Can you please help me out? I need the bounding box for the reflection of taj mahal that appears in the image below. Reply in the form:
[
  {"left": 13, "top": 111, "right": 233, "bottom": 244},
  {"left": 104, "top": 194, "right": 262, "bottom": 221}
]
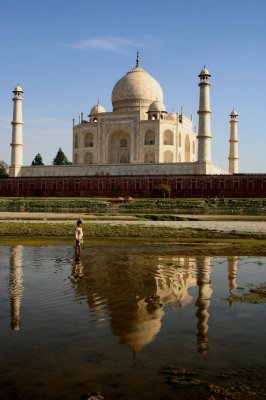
[
  {"left": 9, "top": 53, "right": 239, "bottom": 178},
  {"left": 9, "top": 248, "right": 240, "bottom": 354}
]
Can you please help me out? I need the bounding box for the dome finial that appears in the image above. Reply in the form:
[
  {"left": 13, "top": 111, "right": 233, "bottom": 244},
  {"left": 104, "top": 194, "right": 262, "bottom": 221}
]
[{"left": 136, "top": 51, "right": 139, "bottom": 67}]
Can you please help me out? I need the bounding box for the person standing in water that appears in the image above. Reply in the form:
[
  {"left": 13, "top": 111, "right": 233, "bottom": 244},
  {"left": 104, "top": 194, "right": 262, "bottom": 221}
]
[{"left": 75, "top": 219, "right": 83, "bottom": 257}]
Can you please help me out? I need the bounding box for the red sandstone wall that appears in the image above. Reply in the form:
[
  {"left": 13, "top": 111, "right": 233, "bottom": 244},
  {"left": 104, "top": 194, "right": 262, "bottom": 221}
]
[{"left": 0, "top": 174, "right": 266, "bottom": 198}]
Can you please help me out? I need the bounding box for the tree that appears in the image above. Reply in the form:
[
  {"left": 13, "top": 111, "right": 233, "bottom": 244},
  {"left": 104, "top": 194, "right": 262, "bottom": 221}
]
[
  {"left": 156, "top": 183, "right": 171, "bottom": 198},
  {"left": 31, "top": 153, "right": 44, "bottom": 166},
  {"left": 52, "top": 148, "right": 71, "bottom": 165},
  {"left": 0, "top": 160, "right": 9, "bottom": 177}
]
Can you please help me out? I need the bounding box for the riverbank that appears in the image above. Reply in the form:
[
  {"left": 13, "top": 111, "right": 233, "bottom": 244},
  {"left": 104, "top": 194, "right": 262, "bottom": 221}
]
[
  {"left": 1, "top": 217, "right": 266, "bottom": 254},
  {"left": 1, "top": 197, "right": 266, "bottom": 215}
]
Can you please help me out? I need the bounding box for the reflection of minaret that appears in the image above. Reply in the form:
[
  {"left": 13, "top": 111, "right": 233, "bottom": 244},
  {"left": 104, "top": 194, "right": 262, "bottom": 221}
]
[
  {"left": 10, "top": 246, "right": 23, "bottom": 331},
  {"left": 195, "top": 256, "right": 213, "bottom": 354},
  {"left": 228, "top": 256, "right": 238, "bottom": 306}
]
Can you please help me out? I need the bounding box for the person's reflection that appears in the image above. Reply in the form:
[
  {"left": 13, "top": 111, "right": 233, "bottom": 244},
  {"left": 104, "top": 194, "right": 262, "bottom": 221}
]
[
  {"left": 9, "top": 245, "right": 23, "bottom": 331},
  {"left": 195, "top": 256, "right": 213, "bottom": 354},
  {"left": 72, "top": 258, "right": 84, "bottom": 282},
  {"left": 228, "top": 256, "right": 238, "bottom": 307}
]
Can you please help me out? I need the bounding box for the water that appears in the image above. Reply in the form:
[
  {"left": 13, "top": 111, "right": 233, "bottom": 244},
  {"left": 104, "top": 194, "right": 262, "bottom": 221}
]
[{"left": 0, "top": 243, "right": 266, "bottom": 399}]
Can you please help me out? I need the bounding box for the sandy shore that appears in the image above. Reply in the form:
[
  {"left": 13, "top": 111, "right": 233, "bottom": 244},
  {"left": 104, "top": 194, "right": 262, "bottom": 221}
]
[{"left": 1, "top": 212, "right": 265, "bottom": 235}]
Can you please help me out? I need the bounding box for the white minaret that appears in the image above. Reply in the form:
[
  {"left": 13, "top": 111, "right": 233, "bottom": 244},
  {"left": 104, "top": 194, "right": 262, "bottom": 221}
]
[
  {"left": 228, "top": 109, "right": 239, "bottom": 174},
  {"left": 10, "top": 85, "right": 24, "bottom": 177},
  {"left": 197, "top": 67, "right": 212, "bottom": 162}
]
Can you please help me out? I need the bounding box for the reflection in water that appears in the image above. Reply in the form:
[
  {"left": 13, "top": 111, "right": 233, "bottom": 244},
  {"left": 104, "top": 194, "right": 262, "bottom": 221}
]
[
  {"left": 71, "top": 254, "right": 218, "bottom": 354},
  {"left": 9, "top": 246, "right": 24, "bottom": 331},
  {"left": 72, "top": 258, "right": 84, "bottom": 282},
  {"left": 8, "top": 248, "right": 240, "bottom": 355},
  {"left": 195, "top": 257, "right": 212, "bottom": 354},
  {"left": 228, "top": 256, "right": 239, "bottom": 294}
]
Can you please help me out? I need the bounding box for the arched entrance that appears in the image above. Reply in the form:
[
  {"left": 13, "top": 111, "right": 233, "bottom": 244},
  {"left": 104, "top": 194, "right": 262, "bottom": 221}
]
[{"left": 108, "top": 130, "right": 130, "bottom": 164}]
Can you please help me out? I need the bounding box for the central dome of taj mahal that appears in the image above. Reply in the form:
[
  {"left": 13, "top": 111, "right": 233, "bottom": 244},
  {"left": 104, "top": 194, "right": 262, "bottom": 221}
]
[{"left": 112, "top": 54, "right": 163, "bottom": 112}]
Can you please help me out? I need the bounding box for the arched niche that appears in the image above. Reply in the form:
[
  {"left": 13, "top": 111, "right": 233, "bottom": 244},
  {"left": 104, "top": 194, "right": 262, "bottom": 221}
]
[
  {"left": 74, "top": 134, "right": 78, "bottom": 149},
  {"left": 178, "top": 152, "right": 181, "bottom": 162},
  {"left": 144, "top": 150, "right": 155, "bottom": 163},
  {"left": 84, "top": 132, "right": 94, "bottom": 147},
  {"left": 74, "top": 153, "right": 78, "bottom": 164},
  {"left": 163, "top": 150, "right": 173, "bottom": 163},
  {"left": 145, "top": 130, "right": 155, "bottom": 145},
  {"left": 178, "top": 132, "right": 182, "bottom": 147},
  {"left": 120, "top": 138, "right": 127, "bottom": 148},
  {"left": 84, "top": 152, "right": 93, "bottom": 164},
  {"left": 108, "top": 130, "right": 130, "bottom": 164},
  {"left": 164, "top": 130, "right": 174, "bottom": 145},
  {"left": 192, "top": 141, "right": 196, "bottom": 154},
  {"left": 185, "top": 135, "right": 190, "bottom": 162}
]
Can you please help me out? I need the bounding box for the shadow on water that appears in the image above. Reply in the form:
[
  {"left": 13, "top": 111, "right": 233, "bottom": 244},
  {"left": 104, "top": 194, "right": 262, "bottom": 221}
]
[{"left": 0, "top": 243, "right": 266, "bottom": 399}]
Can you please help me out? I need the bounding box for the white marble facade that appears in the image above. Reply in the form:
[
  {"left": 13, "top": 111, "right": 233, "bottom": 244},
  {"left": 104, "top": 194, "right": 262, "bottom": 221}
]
[{"left": 73, "top": 56, "right": 197, "bottom": 168}]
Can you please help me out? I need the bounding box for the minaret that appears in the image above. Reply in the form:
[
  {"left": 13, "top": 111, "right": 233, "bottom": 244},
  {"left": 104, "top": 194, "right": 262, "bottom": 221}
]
[
  {"left": 228, "top": 109, "right": 239, "bottom": 174},
  {"left": 10, "top": 85, "right": 24, "bottom": 177},
  {"left": 197, "top": 67, "right": 212, "bottom": 162}
]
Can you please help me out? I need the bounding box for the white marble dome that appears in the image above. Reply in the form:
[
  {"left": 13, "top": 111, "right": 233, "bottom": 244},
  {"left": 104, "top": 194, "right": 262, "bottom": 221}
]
[
  {"left": 199, "top": 66, "right": 211, "bottom": 77},
  {"left": 13, "top": 85, "right": 23, "bottom": 92},
  {"left": 112, "top": 63, "right": 163, "bottom": 112},
  {"left": 148, "top": 100, "right": 166, "bottom": 112},
  {"left": 89, "top": 103, "right": 106, "bottom": 116},
  {"left": 230, "top": 109, "right": 238, "bottom": 116}
]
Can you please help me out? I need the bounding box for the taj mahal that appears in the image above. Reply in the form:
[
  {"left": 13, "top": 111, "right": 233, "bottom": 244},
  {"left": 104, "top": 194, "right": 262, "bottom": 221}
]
[{"left": 9, "top": 53, "right": 239, "bottom": 179}]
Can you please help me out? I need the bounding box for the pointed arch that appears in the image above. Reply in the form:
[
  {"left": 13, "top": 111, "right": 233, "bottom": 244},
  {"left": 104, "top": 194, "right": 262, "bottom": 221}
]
[
  {"left": 185, "top": 135, "right": 190, "bottom": 162},
  {"left": 164, "top": 130, "right": 174, "bottom": 145},
  {"left": 74, "top": 134, "right": 78, "bottom": 149},
  {"left": 178, "top": 132, "right": 182, "bottom": 147},
  {"left": 84, "top": 132, "right": 94, "bottom": 147},
  {"left": 164, "top": 150, "right": 173, "bottom": 163},
  {"left": 145, "top": 130, "right": 155, "bottom": 145},
  {"left": 84, "top": 152, "right": 93, "bottom": 164},
  {"left": 144, "top": 150, "right": 155, "bottom": 163},
  {"left": 108, "top": 130, "right": 130, "bottom": 164}
]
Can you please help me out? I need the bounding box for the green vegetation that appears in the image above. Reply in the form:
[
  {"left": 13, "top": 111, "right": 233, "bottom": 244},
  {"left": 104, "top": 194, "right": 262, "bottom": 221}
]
[
  {"left": 228, "top": 285, "right": 266, "bottom": 304},
  {"left": 31, "top": 153, "right": 44, "bottom": 166},
  {"left": 155, "top": 182, "right": 171, "bottom": 198},
  {"left": 52, "top": 148, "right": 71, "bottom": 165},
  {"left": 162, "top": 364, "right": 266, "bottom": 398},
  {"left": 0, "top": 197, "right": 265, "bottom": 214},
  {"left": 0, "top": 161, "right": 9, "bottom": 177}
]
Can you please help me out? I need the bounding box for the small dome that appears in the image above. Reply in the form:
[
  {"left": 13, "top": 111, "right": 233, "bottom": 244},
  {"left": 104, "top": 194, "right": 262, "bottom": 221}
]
[
  {"left": 112, "top": 62, "right": 163, "bottom": 112},
  {"left": 230, "top": 109, "right": 238, "bottom": 117},
  {"left": 166, "top": 112, "right": 178, "bottom": 121},
  {"left": 199, "top": 66, "right": 211, "bottom": 77},
  {"left": 148, "top": 100, "right": 166, "bottom": 112},
  {"left": 89, "top": 103, "right": 106, "bottom": 116},
  {"left": 13, "top": 85, "right": 23, "bottom": 93}
]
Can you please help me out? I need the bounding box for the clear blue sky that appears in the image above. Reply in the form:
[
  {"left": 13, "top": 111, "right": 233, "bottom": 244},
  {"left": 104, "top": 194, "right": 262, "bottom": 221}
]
[{"left": 0, "top": 0, "right": 265, "bottom": 172}]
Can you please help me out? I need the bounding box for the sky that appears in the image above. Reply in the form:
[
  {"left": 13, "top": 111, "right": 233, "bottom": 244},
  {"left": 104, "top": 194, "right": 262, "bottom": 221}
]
[{"left": 0, "top": 0, "right": 265, "bottom": 172}]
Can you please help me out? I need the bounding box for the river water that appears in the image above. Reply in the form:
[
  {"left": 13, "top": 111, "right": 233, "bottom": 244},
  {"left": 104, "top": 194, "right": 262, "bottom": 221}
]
[{"left": 0, "top": 242, "right": 266, "bottom": 399}]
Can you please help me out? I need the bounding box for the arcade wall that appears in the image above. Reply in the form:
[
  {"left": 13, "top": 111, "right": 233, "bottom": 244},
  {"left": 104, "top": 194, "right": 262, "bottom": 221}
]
[{"left": 0, "top": 174, "right": 265, "bottom": 198}]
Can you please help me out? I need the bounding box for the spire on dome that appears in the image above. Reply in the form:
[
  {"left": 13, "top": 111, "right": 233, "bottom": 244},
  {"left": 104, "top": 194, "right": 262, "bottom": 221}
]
[{"left": 136, "top": 51, "right": 139, "bottom": 67}]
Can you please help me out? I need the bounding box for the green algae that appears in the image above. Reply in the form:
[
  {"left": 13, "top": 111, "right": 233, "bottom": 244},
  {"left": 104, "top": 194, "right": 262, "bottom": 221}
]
[
  {"left": 228, "top": 285, "right": 266, "bottom": 304},
  {"left": 162, "top": 364, "right": 266, "bottom": 399}
]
